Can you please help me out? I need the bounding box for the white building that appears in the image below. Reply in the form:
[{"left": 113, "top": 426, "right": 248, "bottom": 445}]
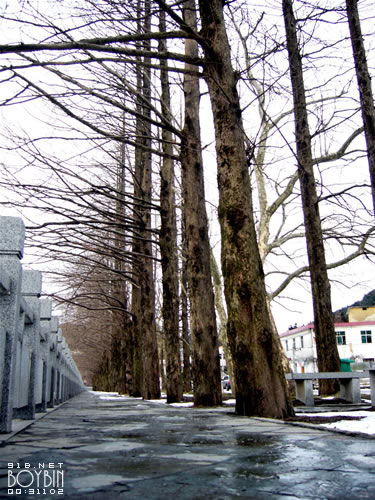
[{"left": 279, "top": 306, "right": 375, "bottom": 373}]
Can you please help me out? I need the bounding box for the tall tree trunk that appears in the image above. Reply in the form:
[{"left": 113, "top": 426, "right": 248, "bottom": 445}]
[
  {"left": 131, "top": 0, "right": 160, "bottom": 399},
  {"left": 158, "top": 9, "right": 182, "bottom": 403},
  {"left": 181, "top": 0, "right": 222, "bottom": 407},
  {"left": 346, "top": 0, "right": 375, "bottom": 216},
  {"left": 181, "top": 212, "right": 192, "bottom": 393},
  {"left": 111, "top": 134, "right": 129, "bottom": 395},
  {"left": 130, "top": 286, "right": 142, "bottom": 396},
  {"left": 283, "top": 0, "right": 341, "bottom": 394},
  {"left": 159, "top": 342, "right": 166, "bottom": 392},
  {"left": 130, "top": 0, "right": 146, "bottom": 398},
  {"left": 197, "top": 0, "right": 293, "bottom": 418},
  {"left": 139, "top": 0, "right": 160, "bottom": 399}
]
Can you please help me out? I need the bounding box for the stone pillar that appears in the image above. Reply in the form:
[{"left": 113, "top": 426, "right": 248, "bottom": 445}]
[
  {"left": 40, "top": 300, "right": 52, "bottom": 411},
  {"left": 49, "top": 367, "right": 56, "bottom": 408},
  {"left": 48, "top": 316, "right": 59, "bottom": 407},
  {"left": 62, "top": 374, "right": 66, "bottom": 402},
  {"left": 19, "top": 270, "right": 42, "bottom": 419},
  {"left": 56, "top": 370, "right": 61, "bottom": 404},
  {"left": 40, "top": 361, "right": 48, "bottom": 412},
  {"left": 369, "top": 369, "right": 375, "bottom": 407},
  {"left": 0, "top": 217, "right": 25, "bottom": 433},
  {"left": 56, "top": 326, "right": 63, "bottom": 403}
]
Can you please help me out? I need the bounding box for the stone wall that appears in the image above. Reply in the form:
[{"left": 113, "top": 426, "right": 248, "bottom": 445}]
[{"left": 0, "top": 216, "right": 85, "bottom": 433}]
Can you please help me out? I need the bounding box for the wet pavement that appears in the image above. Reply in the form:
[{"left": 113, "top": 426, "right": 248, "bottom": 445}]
[{"left": 1, "top": 390, "right": 375, "bottom": 499}]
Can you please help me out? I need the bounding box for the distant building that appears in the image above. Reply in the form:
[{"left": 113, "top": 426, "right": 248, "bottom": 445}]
[
  {"left": 279, "top": 306, "right": 375, "bottom": 373},
  {"left": 349, "top": 306, "right": 375, "bottom": 322}
]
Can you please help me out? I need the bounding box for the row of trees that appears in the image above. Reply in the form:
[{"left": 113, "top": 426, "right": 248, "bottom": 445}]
[{"left": 0, "top": 0, "right": 374, "bottom": 417}]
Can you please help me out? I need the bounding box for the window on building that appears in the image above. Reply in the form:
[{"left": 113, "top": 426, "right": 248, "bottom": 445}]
[
  {"left": 336, "top": 331, "right": 346, "bottom": 345},
  {"left": 285, "top": 340, "right": 289, "bottom": 351},
  {"left": 361, "top": 330, "right": 372, "bottom": 344},
  {"left": 293, "top": 338, "right": 296, "bottom": 350},
  {"left": 300, "top": 335, "right": 304, "bottom": 348}
]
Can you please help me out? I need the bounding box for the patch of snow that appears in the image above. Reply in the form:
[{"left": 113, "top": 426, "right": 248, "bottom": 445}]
[
  {"left": 169, "top": 402, "right": 194, "bottom": 407},
  {"left": 97, "top": 395, "right": 129, "bottom": 400},
  {"left": 303, "top": 410, "right": 375, "bottom": 435},
  {"left": 146, "top": 398, "right": 194, "bottom": 407},
  {"left": 90, "top": 390, "right": 138, "bottom": 401}
]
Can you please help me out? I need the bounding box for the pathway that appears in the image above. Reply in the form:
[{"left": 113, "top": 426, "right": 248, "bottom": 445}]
[{"left": 1, "top": 390, "right": 375, "bottom": 499}]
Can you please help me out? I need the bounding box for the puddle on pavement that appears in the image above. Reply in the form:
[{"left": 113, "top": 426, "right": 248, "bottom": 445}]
[{"left": 235, "top": 433, "right": 275, "bottom": 447}]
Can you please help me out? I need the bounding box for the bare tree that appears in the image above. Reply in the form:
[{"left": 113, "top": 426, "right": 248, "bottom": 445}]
[
  {"left": 158, "top": 8, "right": 182, "bottom": 403},
  {"left": 227, "top": 3, "right": 374, "bottom": 313},
  {"left": 282, "top": 0, "right": 341, "bottom": 393},
  {"left": 132, "top": 0, "right": 160, "bottom": 400},
  {"left": 192, "top": 0, "right": 293, "bottom": 417},
  {"left": 346, "top": 0, "right": 375, "bottom": 215},
  {"left": 180, "top": 213, "right": 192, "bottom": 393},
  {"left": 179, "top": 0, "right": 222, "bottom": 406}
]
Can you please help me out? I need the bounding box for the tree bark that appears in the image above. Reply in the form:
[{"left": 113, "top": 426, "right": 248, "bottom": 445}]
[
  {"left": 181, "top": 0, "right": 222, "bottom": 407},
  {"left": 197, "top": 0, "right": 293, "bottom": 417},
  {"left": 346, "top": 0, "right": 375, "bottom": 216},
  {"left": 130, "top": 1, "right": 146, "bottom": 398},
  {"left": 282, "top": 0, "right": 341, "bottom": 394},
  {"left": 111, "top": 139, "right": 130, "bottom": 395},
  {"left": 181, "top": 213, "right": 192, "bottom": 393},
  {"left": 139, "top": 0, "right": 160, "bottom": 400},
  {"left": 159, "top": 8, "right": 183, "bottom": 403},
  {"left": 131, "top": 0, "right": 160, "bottom": 399}
]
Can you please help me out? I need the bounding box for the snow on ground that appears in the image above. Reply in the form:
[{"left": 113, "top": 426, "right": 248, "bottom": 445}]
[
  {"left": 302, "top": 410, "right": 375, "bottom": 435},
  {"left": 169, "top": 402, "right": 195, "bottom": 407},
  {"left": 147, "top": 399, "right": 195, "bottom": 407},
  {"left": 92, "top": 391, "right": 135, "bottom": 401}
]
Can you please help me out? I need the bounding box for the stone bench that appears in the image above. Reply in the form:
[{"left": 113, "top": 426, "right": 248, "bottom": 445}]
[{"left": 285, "top": 370, "right": 375, "bottom": 407}]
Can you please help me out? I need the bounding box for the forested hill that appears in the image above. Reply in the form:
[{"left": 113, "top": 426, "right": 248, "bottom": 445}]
[{"left": 334, "top": 290, "right": 375, "bottom": 322}]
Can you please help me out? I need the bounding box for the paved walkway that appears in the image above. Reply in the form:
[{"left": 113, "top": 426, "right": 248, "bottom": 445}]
[{"left": 1, "top": 390, "right": 375, "bottom": 499}]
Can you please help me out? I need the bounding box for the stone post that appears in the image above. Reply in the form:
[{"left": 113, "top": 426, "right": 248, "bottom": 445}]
[
  {"left": 19, "top": 270, "right": 42, "bottom": 419},
  {"left": 12, "top": 299, "right": 33, "bottom": 412},
  {"left": 39, "top": 300, "right": 52, "bottom": 412},
  {"left": 0, "top": 217, "right": 25, "bottom": 433},
  {"left": 48, "top": 316, "right": 59, "bottom": 407}
]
